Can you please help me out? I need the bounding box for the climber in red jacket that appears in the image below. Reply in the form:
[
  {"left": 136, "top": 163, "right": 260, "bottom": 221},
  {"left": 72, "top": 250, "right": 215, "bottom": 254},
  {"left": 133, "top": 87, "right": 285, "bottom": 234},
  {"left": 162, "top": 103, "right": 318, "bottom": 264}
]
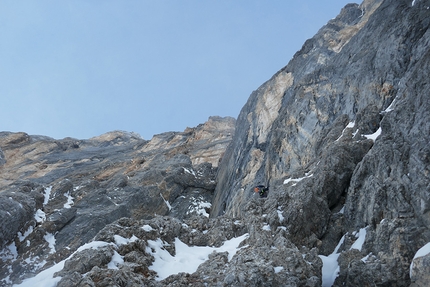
[{"left": 254, "top": 185, "right": 268, "bottom": 198}]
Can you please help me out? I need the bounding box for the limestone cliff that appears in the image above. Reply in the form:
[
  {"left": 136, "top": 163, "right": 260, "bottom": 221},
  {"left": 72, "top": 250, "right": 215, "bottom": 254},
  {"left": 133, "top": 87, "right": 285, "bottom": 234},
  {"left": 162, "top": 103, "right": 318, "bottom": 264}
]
[
  {"left": 0, "top": 116, "right": 235, "bottom": 284},
  {"left": 1, "top": 0, "right": 429, "bottom": 286},
  {"left": 212, "top": 0, "right": 430, "bottom": 285}
]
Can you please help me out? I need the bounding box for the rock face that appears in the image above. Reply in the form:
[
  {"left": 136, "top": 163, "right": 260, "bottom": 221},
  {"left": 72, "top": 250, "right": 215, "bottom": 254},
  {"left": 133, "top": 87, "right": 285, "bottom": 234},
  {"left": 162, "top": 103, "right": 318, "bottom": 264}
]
[
  {"left": 0, "top": 116, "right": 235, "bottom": 285},
  {"left": 1, "top": 0, "right": 430, "bottom": 286},
  {"left": 212, "top": 0, "right": 430, "bottom": 285}
]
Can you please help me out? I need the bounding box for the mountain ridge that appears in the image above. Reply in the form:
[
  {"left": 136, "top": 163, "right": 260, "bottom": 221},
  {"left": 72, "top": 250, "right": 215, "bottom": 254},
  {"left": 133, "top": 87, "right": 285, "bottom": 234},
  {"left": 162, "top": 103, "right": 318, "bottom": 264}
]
[{"left": 1, "top": 0, "right": 430, "bottom": 286}]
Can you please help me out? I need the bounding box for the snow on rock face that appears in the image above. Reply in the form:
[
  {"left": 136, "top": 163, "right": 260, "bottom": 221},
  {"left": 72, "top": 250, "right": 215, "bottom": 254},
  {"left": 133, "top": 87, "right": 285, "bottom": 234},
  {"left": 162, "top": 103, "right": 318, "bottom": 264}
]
[
  {"left": 1, "top": 1, "right": 430, "bottom": 286},
  {"left": 62, "top": 192, "right": 74, "bottom": 208},
  {"left": 160, "top": 193, "right": 172, "bottom": 211},
  {"left": 43, "top": 186, "right": 52, "bottom": 205},
  {"left": 146, "top": 233, "right": 249, "bottom": 281},
  {"left": 277, "top": 207, "right": 285, "bottom": 223},
  {"left": 319, "top": 235, "right": 345, "bottom": 287},
  {"left": 186, "top": 196, "right": 212, "bottom": 218},
  {"left": 410, "top": 242, "right": 430, "bottom": 285},
  {"left": 13, "top": 241, "right": 114, "bottom": 287},
  {"left": 43, "top": 233, "right": 56, "bottom": 254},
  {"left": 319, "top": 227, "right": 369, "bottom": 287},
  {"left": 142, "top": 224, "right": 154, "bottom": 232},
  {"left": 17, "top": 226, "right": 34, "bottom": 242},
  {"left": 34, "top": 209, "right": 46, "bottom": 223},
  {"left": 350, "top": 227, "right": 367, "bottom": 251},
  {"left": 283, "top": 172, "right": 314, "bottom": 185},
  {"left": 335, "top": 121, "right": 356, "bottom": 142},
  {"left": 363, "top": 127, "right": 382, "bottom": 141}
]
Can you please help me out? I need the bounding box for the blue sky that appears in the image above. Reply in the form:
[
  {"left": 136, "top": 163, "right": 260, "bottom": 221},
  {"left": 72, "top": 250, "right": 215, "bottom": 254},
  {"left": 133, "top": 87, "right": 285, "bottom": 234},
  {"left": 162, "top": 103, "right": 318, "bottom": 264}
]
[{"left": 0, "top": 1, "right": 353, "bottom": 140}]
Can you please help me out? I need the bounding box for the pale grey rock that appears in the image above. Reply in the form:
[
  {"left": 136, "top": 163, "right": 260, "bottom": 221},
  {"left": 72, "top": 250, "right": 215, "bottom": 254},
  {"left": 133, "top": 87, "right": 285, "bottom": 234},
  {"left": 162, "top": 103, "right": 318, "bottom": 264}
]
[
  {"left": 212, "top": 0, "right": 430, "bottom": 285},
  {"left": 0, "top": 117, "right": 234, "bottom": 285},
  {"left": 0, "top": 147, "right": 5, "bottom": 166},
  {"left": 1, "top": 0, "right": 430, "bottom": 286},
  {"left": 410, "top": 252, "right": 430, "bottom": 287}
]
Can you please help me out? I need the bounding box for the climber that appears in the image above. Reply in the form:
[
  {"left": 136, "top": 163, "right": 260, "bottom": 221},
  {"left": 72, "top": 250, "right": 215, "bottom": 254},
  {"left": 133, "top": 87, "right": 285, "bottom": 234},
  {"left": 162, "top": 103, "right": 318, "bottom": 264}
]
[{"left": 253, "top": 185, "right": 268, "bottom": 198}]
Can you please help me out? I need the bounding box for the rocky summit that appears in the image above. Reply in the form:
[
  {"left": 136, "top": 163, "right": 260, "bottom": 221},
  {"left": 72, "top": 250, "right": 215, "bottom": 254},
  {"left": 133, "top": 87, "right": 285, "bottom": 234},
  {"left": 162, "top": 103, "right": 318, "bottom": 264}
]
[{"left": 1, "top": 0, "right": 430, "bottom": 286}]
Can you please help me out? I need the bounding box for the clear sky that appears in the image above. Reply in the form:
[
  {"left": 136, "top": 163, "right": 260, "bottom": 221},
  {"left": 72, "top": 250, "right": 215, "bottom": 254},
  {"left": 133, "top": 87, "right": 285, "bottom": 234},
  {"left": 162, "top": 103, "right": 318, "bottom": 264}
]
[{"left": 0, "top": 1, "right": 354, "bottom": 140}]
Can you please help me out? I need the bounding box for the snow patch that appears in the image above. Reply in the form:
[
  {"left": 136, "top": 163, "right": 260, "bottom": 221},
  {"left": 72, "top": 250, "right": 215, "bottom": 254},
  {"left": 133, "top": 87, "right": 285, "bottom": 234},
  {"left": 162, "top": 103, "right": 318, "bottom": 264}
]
[
  {"left": 319, "top": 234, "right": 345, "bottom": 287},
  {"left": 183, "top": 167, "right": 196, "bottom": 177},
  {"left": 34, "top": 209, "right": 46, "bottom": 223},
  {"left": 107, "top": 250, "right": 124, "bottom": 270},
  {"left": 18, "top": 226, "right": 34, "bottom": 242},
  {"left": 277, "top": 209, "right": 285, "bottom": 223},
  {"left": 13, "top": 241, "right": 113, "bottom": 287},
  {"left": 361, "top": 252, "right": 373, "bottom": 263},
  {"left": 63, "top": 191, "right": 74, "bottom": 208},
  {"left": 350, "top": 227, "right": 367, "bottom": 251},
  {"left": 364, "top": 127, "right": 382, "bottom": 141},
  {"left": 43, "top": 186, "right": 52, "bottom": 206},
  {"left": 274, "top": 266, "right": 284, "bottom": 273},
  {"left": 43, "top": 233, "right": 56, "bottom": 254},
  {"left": 0, "top": 242, "right": 18, "bottom": 261},
  {"left": 187, "top": 196, "right": 212, "bottom": 217},
  {"left": 277, "top": 226, "right": 287, "bottom": 231},
  {"left": 160, "top": 193, "right": 172, "bottom": 211},
  {"left": 335, "top": 121, "right": 355, "bottom": 141},
  {"left": 142, "top": 224, "right": 154, "bottom": 232},
  {"left": 146, "top": 233, "right": 249, "bottom": 281},
  {"left": 114, "top": 234, "right": 138, "bottom": 246},
  {"left": 410, "top": 242, "right": 430, "bottom": 278},
  {"left": 283, "top": 172, "right": 313, "bottom": 186},
  {"left": 262, "top": 224, "right": 271, "bottom": 231},
  {"left": 384, "top": 101, "right": 395, "bottom": 112},
  {"left": 319, "top": 228, "right": 368, "bottom": 286},
  {"left": 320, "top": 253, "right": 340, "bottom": 287}
]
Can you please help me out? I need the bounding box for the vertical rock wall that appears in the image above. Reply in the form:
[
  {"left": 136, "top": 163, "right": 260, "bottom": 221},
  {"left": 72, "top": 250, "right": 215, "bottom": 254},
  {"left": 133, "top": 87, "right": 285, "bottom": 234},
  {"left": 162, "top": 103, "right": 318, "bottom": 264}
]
[
  {"left": 212, "top": 0, "right": 386, "bottom": 217},
  {"left": 212, "top": 0, "right": 430, "bottom": 284}
]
